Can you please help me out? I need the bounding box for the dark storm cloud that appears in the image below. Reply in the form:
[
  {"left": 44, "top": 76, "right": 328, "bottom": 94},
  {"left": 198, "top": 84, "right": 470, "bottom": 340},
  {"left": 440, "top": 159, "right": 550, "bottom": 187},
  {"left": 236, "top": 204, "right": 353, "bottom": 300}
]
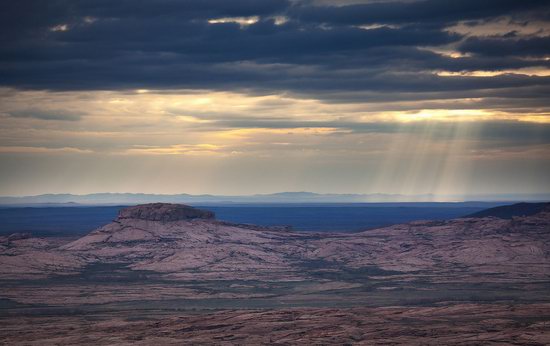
[
  {"left": 292, "top": 0, "right": 549, "bottom": 25},
  {"left": 76, "top": 0, "right": 290, "bottom": 20},
  {"left": 0, "top": 0, "right": 289, "bottom": 36},
  {"left": 0, "top": 0, "right": 549, "bottom": 107},
  {"left": 459, "top": 36, "right": 550, "bottom": 57}
]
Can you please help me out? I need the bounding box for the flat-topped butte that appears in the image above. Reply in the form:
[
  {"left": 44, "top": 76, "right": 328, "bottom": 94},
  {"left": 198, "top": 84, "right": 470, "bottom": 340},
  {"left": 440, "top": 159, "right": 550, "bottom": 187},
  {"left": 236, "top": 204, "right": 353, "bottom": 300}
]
[{"left": 117, "top": 203, "right": 214, "bottom": 222}]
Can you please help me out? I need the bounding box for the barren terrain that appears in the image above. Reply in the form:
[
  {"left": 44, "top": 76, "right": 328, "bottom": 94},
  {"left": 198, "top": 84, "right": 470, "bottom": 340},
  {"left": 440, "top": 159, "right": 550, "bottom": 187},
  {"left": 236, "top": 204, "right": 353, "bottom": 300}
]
[{"left": 1, "top": 203, "right": 549, "bottom": 344}]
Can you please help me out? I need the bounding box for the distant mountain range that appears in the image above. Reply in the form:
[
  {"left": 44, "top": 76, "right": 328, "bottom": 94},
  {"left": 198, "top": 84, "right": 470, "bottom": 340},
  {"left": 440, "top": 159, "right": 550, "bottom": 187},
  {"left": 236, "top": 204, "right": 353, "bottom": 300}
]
[{"left": 0, "top": 192, "right": 549, "bottom": 205}]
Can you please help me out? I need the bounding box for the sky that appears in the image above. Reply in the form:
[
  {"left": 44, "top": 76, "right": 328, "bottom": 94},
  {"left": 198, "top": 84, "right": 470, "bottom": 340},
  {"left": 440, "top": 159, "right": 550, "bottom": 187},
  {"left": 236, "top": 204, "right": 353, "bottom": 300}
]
[{"left": 0, "top": 0, "right": 549, "bottom": 197}]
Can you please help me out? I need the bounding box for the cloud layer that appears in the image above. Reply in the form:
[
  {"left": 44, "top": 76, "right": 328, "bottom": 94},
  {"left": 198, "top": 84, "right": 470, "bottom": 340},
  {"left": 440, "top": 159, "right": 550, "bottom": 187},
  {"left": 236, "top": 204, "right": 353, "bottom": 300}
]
[
  {"left": 1, "top": 0, "right": 549, "bottom": 103},
  {"left": 0, "top": 0, "right": 549, "bottom": 196}
]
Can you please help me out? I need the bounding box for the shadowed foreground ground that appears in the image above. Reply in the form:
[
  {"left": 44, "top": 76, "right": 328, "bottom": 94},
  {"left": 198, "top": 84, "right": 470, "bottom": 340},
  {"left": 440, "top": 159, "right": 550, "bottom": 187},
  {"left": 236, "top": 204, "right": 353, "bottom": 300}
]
[{"left": 2, "top": 304, "right": 550, "bottom": 345}]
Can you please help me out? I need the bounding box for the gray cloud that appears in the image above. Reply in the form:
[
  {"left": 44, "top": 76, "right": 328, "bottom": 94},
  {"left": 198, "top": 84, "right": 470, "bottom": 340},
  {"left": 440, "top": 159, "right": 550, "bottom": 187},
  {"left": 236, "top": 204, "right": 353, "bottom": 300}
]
[
  {"left": 6, "top": 109, "right": 83, "bottom": 121},
  {"left": 292, "top": 0, "right": 549, "bottom": 25},
  {"left": 0, "top": 0, "right": 548, "bottom": 110},
  {"left": 459, "top": 35, "right": 550, "bottom": 57}
]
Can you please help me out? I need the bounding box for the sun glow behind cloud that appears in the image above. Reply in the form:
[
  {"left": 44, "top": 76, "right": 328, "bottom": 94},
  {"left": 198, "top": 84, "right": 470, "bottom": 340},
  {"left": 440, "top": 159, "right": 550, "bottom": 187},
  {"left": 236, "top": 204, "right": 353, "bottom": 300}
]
[
  {"left": 125, "top": 144, "right": 223, "bottom": 156},
  {"left": 436, "top": 68, "right": 550, "bottom": 77},
  {"left": 0, "top": 87, "right": 548, "bottom": 196},
  {"left": 208, "top": 16, "right": 259, "bottom": 26},
  {"left": 1, "top": 88, "right": 549, "bottom": 155}
]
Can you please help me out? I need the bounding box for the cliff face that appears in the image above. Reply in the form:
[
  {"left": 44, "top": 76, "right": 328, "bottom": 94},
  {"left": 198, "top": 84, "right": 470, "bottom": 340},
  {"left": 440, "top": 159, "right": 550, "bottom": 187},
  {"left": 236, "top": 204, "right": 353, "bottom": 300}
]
[{"left": 117, "top": 203, "right": 214, "bottom": 222}]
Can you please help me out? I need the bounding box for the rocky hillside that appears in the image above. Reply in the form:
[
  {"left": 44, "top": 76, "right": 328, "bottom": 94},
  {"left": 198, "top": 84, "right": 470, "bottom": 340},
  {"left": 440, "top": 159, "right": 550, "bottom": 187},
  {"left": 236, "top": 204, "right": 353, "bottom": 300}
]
[
  {"left": 1, "top": 203, "right": 549, "bottom": 283},
  {"left": 466, "top": 202, "right": 550, "bottom": 219}
]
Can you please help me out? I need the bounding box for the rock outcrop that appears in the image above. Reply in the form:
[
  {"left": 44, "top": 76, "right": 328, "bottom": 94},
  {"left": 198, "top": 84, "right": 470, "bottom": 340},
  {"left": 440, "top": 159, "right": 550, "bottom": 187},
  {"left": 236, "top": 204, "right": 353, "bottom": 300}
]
[
  {"left": 6, "top": 232, "right": 32, "bottom": 242},
  {"left": 117, "top": 203, "right": 214, "bottom": 222}
]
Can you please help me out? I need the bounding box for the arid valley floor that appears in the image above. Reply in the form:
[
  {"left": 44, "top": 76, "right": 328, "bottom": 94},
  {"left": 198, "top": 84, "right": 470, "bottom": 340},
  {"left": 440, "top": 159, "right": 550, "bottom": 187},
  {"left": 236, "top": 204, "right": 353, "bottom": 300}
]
[{"left": 1, "top": 203, "right": 550, "bottom": 345}]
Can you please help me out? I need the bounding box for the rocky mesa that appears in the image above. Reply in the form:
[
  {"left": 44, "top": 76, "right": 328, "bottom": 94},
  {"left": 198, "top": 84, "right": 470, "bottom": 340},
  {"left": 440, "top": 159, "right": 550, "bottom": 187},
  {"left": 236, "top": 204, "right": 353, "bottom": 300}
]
[
  {"left": 117, "top": 203, "right": 215, "bottom": 222},
  {"left": 1, "top": 202, "right": 549, "bottom": 284}
]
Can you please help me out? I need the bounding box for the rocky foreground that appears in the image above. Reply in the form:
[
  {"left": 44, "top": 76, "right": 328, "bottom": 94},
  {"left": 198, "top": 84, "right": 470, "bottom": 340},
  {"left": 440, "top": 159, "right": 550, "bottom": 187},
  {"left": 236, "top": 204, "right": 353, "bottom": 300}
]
[
  {"left": 3, "top": 304, "right": 550, "bottom": 345},
  {"left": 1, "top": 203, "right": 550, "bottom": 344}
]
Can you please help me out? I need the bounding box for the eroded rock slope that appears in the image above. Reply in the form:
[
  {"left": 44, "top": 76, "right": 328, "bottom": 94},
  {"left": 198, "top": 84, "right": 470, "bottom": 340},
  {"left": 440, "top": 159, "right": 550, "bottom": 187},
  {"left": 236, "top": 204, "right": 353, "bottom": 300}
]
[{"left": 1, "top": 203, "right": 549, "bottom": 283}]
